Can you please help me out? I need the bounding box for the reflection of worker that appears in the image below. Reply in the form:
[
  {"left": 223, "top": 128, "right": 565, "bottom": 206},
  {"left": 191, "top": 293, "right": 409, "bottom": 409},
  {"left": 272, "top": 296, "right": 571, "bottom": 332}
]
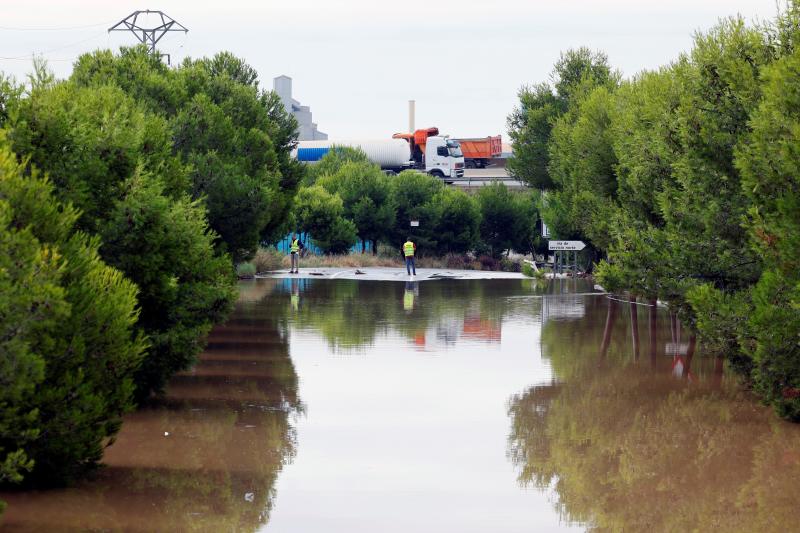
[
  {"left": 289, "top": 234, "right": 303, "bottom": 274},
  {"left": 403, "top": 281, "right": 418, "bottom": 312},
  {"left": 290, "top": 278, "right": 300, "bottom": 311},
  {"left": 403, "top": 237, "right": 416, "bottom": 276}
]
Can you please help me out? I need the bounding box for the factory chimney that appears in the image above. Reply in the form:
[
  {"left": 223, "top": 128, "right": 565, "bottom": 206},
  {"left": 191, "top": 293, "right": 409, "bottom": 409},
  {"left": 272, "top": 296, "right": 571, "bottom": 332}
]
[{"left": 408, "top": 100, "right": 415, "bottom": 132}]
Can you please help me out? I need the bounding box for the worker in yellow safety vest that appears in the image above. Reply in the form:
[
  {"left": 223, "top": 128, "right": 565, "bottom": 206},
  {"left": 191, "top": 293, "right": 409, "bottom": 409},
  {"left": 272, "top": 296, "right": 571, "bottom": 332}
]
[
  {"left": 402, "top": 237, "right": 416, "bottom": 276},
  {"left": 289, "top": 234, "right": 301, "bottom": 273}
]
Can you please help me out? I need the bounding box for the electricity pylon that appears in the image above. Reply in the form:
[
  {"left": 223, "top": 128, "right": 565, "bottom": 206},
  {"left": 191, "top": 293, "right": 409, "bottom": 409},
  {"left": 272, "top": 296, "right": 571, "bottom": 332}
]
[{"left": 108, "top": 10, "right": 187, "bottom": 64}]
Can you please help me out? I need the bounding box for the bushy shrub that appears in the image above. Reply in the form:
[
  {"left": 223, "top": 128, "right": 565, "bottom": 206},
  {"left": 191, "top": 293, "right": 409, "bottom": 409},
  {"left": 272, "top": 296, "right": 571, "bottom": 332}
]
[
  {"left": 478, "top": 255, "right": 501, "bottom": 271},
  {"left": 500, "top": 258, "right": 521, "bottom": 272},
  {"left": 522, "top": 262, "right": 536, "bottom": 277},
  {"left": 445, "top": 253, "right": 469, "bottom": 270},
  {"left": 293, "top": 186, "right": 358, "bottom": 254},
  {"left": 5, "top": 77, "right": 238, "bottom": 402},
  {"left": 0, "top": 143, "right": 145, "bottom": 486},
  {"left": 236, "top": 262, "right": 257, "bottom": 278},
  {"left": 100, "top": 176, "right": 236, "bottom": 400},
  {"left": 71, "top": 47, "right": 303, "bottom": 260},
  {"left": 253, "top": 247, "right": 285, "bottom": 272}
]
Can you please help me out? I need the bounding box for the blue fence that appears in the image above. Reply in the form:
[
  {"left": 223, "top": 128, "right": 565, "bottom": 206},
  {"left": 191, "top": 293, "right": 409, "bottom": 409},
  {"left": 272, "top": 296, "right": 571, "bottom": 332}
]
[{"left": 275, "top": 232, "right": 373, "bottom": 255}]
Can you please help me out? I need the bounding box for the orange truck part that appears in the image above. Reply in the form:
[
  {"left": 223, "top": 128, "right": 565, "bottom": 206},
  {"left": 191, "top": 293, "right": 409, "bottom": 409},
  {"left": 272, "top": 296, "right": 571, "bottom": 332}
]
[
  {"left": 455, "top": 135, "right": 502, "bottom": 162},
  {"left": 392, "top": 127, "right": 439, "bottom": 155}
]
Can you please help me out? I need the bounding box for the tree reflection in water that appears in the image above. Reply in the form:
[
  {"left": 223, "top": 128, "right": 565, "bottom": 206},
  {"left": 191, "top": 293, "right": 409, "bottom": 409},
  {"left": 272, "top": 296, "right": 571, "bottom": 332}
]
[
  {"left": 0, "top": 279, "right": 302, "bottom": 532},
  {"left": 274, "top": 277, "right": 584, "bottom": 352},
  {"left": 508, "top": 296, "right": 800, "bottom": 531}
]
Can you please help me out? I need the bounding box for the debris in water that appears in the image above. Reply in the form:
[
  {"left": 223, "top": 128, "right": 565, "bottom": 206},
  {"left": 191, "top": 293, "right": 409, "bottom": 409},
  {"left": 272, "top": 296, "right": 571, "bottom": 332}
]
[
  {"left": 430, "top": 272, "right": 461, "bottom": 279},
  {"left": 244, "top": 492, "right": 255, "bottom": 502},
  {"left": 355, "top": 269, "right": 366, "bottom": 275},
  {"left": 164, "top": 431, "right": 169, "bottom": 437}
]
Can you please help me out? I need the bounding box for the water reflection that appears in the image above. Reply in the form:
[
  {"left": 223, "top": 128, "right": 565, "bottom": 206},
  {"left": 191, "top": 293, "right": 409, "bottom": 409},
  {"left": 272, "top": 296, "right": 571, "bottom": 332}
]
[
  {"left": 508, "top": 296, "right": 800, "bottom": 531},
  {"left": 4, "top": 279, "right": 798, "bottom": 532},
  {"left": 274, "top": 277, "right": 584, "bottom": 353},
  {"left": 0, "top": 279, "right": 301, "bottom": 532}
]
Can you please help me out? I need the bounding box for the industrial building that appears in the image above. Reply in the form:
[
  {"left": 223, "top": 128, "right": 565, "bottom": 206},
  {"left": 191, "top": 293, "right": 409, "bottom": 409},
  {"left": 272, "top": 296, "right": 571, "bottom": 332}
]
[{"left": 273, "top": 75, "right": 327, "bottom": 141}]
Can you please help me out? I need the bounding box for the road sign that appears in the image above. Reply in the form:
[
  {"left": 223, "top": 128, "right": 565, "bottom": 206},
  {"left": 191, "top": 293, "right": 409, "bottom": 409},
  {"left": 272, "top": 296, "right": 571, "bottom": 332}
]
[
  {"left": 410, "top": 220, "right": 419, "bottom": 227},
  {"left": 548, "top": 240, "right": 586, "bottom": 251}
]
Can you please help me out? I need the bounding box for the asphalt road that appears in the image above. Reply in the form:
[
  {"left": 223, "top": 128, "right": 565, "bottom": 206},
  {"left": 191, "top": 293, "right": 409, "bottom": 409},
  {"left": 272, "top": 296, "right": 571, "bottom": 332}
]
[{"left": 452, "top": 167, "right": 526, "bottom": 188}]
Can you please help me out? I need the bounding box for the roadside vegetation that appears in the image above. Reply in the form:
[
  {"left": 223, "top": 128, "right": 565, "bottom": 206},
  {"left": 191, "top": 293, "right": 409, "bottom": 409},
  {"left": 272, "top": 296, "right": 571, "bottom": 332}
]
[
  {"left": 507, "top": 2, "right": 800, "bottom": 419},
  {"left": 289, "top": 146, "right": 545, "bottom": 260},
  {"left": 249, "top": 246, "right": 524, "bottom": 273},
  {"left": 0, "top": 47, "right": 298, "bottom": 497}
]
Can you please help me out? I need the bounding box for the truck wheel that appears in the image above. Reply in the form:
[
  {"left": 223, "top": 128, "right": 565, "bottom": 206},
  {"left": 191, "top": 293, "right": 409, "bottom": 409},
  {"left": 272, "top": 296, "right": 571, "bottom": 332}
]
[{"left": 430, "top": 170, "right": 444, "bottom": 179}]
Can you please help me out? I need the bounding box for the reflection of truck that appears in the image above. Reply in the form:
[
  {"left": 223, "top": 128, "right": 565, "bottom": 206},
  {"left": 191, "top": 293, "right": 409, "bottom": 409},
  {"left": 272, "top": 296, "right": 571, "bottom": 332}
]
[
  {"left": 294, "top": 127, "right": 465, "bottom": 180},
  {"left": 453, "top": 135, "right": 502, "bottom": 168}
]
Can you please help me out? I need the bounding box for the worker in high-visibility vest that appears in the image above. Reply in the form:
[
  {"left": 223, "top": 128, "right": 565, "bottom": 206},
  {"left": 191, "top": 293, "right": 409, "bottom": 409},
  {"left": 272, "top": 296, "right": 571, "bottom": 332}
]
[
  {"left": 402, "top": 237, "right": 416, "bottom": 276},
  {"left": 289, "top": 234, "right": 301, "bottom": 274}
]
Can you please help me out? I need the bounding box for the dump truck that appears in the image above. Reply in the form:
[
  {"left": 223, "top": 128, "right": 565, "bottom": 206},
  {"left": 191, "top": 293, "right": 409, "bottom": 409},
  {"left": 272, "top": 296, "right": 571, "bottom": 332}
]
[
  {"left": 453, "top": 135, "right": 502, "bottom": 168},
  {"left": 295, "top": 128, "right": 465, "bottom": 180}
]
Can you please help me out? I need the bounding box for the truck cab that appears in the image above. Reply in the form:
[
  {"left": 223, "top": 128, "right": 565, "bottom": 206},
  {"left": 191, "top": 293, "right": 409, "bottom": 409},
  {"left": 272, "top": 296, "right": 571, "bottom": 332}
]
[
  {"left": 392, "top": 128, "right": 464, "bottom": 181},
  {"left": 424, "top": 137, "right": 464, "bottom": 180}
]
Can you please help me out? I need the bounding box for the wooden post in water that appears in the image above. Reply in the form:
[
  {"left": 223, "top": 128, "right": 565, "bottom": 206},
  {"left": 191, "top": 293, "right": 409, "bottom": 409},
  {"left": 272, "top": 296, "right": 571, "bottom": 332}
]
[
  {"left": 600, "top": 298, "right": 619, "bottom": 359},
  {"left": 649, "top": 299, "right": 658, "bottom": 369},
  {"left": 713, "top": 356, "right": 724, "bottom": 388},
  {"left": 630, "top": 297, "right": 640, "bottom": 361},
  {"left": 682, "top": 335, "right": 697, "bottom": 379}
]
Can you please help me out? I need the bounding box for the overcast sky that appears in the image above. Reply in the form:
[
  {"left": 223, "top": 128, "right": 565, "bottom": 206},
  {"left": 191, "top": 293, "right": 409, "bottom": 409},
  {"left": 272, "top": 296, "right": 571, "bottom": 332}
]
[{"left": 0, "top": 0, "right": 784, "bottom": 140}]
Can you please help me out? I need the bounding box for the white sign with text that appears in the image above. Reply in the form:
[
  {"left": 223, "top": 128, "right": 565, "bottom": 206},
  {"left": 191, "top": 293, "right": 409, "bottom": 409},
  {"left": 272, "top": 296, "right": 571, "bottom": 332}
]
[{"left": 548, "top": 240, "right": 586, "bottom": 251}]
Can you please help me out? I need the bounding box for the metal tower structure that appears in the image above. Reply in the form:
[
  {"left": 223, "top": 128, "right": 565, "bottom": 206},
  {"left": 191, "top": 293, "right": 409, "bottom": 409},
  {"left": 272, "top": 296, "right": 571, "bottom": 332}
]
[{"left": 108, "top": 10, "right": 187, "bottom": 64}]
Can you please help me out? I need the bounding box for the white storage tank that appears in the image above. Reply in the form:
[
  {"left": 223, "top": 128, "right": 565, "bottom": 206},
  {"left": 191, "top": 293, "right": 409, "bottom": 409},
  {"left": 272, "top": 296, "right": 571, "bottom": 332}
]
[{"left": 294, "top": 139, "right": 412, "bottom": 169}]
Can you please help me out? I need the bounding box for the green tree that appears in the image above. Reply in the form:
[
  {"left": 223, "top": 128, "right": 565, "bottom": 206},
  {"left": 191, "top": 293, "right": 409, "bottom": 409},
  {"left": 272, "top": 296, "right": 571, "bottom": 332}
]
[
  {"left": 6, "top": 79, "right": 237, "bottom": 400},
  {"left": 477, "top": 182, "right": 525, "bottom": 257},
  {"left": 507, "top": 83, "right": 560, "bottom": 189},
  {"left": 100, "top": 175, "right": 236, "bottom": 399},
  {"left": 547, "top": 84, "right": 620, "bottom": 253},
  {"left": 0, "top": 139, "right": 145, "bottom": 486},
  {"left": 388, "top": 170, "right": 444, "bottom": 253},
  {"left": 317, "top": 160, "right": 396, "bottom": 253},
  {"left": 431, "top": 187, "right": 481, "bottom": 255},
  {"left": 507, "top": 48, "right": 615, "bottom": 189},
  {"left": 305, "top": 146, "right": 371, "bottom": 185},
  {"left": 293, "top": 186, "right": 358, "bottom": 254},
  {"left": 725, "top": 43, "right": 800, "bottom": 419},
  {"left": 70, "top": 46, "right": 302, "bottom": 259},
  {"left": 510, "top": 190, "right": 543, "bottom": 255}
]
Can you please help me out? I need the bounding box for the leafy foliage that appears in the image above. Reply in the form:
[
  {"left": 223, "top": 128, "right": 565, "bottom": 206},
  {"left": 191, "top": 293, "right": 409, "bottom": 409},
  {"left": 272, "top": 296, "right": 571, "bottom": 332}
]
[
  {"left": 0, "top": 140, "right": 145, "bottom": 486},
  {"left": 100, "top": 176, "right": 236, "bottom": 399},
  {"left": 71, "top": 46, "right": 302, "bottom": 260},
  {"left": 4, "top": 75, "right": 237, "bottom": 401},
  {"left": 509, "top": 5, "right": 800, "bottom": 418},
  {"left": 317, "top": 159, "right": 395, "bottom": 252},
  {"left": 293, "top": 186, "right": 358, "bottom": 254}
]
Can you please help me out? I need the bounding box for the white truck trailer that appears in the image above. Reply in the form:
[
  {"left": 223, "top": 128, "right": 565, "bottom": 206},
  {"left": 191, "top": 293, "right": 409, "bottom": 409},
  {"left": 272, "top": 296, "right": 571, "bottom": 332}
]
[{"left": 294, "top": 135, "right": 465, "bottom": 180}]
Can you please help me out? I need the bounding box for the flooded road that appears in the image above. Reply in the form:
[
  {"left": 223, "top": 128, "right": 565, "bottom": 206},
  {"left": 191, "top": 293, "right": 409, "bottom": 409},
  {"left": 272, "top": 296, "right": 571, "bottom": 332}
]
[{"left": 2, "top": 278, "right": 799, "bottom": 531}]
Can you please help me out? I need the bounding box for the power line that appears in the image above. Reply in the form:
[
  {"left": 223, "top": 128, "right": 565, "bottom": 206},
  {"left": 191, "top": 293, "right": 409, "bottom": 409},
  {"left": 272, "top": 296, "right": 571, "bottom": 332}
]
[
  {"left": 0, "top": 20, "right": 116, "bottom": 31},
  {"left": 0, "top": 31, "right": 108, "bottom": 61}
]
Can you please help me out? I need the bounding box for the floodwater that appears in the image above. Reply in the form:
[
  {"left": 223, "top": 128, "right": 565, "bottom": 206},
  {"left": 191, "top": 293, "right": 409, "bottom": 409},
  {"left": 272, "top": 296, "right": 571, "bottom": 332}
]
[{"left": 2, "top": 277, "right": 800, "bottom": 532}]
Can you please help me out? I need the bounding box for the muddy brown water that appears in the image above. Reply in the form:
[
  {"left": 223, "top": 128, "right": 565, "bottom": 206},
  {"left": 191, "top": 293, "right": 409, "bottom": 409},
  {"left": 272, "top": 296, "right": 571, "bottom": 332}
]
[{"left": 2, "top": 278, "right": 799, "bottom": 532}]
